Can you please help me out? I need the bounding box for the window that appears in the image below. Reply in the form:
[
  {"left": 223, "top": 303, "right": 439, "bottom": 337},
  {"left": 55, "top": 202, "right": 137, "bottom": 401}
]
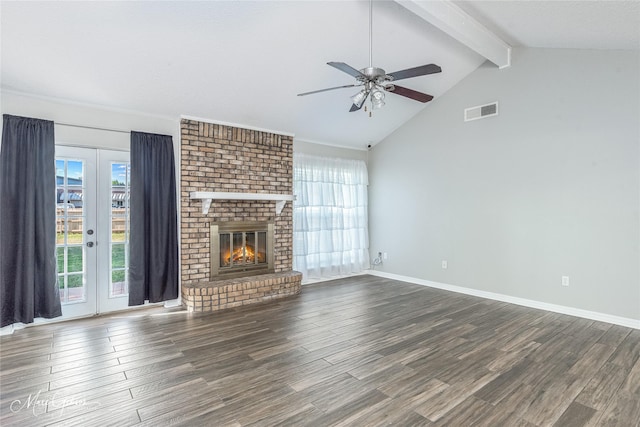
[{"left": 293, "top": 153, "right": 370, "bottom": 279}]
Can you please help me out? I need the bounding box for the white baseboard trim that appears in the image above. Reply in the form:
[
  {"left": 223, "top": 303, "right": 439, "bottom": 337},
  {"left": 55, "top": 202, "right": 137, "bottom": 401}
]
[
  {"left": 302, "top": 272, "right": 367, "bottom": 286},
  {"left": 367, "top": 270, "right": 640, "bottom": 330},
  {"left": 0, "top": 302, "right": 166, "bottom": 336},
  {"left": 164, "top": 298, "right": 182, "bottom": 308}
]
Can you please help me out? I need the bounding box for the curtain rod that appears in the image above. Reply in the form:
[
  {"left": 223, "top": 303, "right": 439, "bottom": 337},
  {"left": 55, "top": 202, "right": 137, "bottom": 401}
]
[{"left": 55, "top": 122, "right": 130, "bottom": 135}]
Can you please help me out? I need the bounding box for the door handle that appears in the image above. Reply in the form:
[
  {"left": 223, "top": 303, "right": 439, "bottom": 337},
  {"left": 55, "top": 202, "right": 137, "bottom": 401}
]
[{"left": 87, "top": 242, "right": 95, "bottom": 248}]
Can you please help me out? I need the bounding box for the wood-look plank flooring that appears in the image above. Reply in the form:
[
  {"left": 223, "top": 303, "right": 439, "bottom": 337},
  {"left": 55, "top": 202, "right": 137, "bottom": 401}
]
[{"left": 1, "top": 275, "right": 639, "bottom": 426}]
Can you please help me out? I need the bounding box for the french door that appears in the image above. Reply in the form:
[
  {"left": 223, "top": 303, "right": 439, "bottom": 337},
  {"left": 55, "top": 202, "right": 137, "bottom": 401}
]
[{"left": 55, "top": 146, "right": 132, "bottom": 318}]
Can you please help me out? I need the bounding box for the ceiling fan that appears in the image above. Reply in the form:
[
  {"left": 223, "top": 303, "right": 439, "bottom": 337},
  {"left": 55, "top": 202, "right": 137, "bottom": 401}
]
[{"left": 297, "top": 0, "right": 442, "bottom": 115}]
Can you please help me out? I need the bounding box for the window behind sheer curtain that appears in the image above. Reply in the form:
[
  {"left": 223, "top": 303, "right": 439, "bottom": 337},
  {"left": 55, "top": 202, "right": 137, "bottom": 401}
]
[{"left": 293, "top": 153, "right": 370, "bottom": 279}]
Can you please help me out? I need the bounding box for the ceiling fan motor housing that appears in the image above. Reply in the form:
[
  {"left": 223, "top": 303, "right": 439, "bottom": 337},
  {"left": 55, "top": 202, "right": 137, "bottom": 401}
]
[{"left": 359, "top": 67, "right": 390, "bottom": 84}]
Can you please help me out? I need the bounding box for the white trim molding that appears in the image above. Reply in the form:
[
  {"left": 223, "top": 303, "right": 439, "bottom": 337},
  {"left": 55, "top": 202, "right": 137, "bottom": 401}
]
[
  {"left": 2, "top": 89, "right": 178, "bottom": 122},
  {"left": 301, "top": 272, "right": 367, "bottom": 286},
  {"left": 368, "top": 270, "right": 640, "bottom": 330}
]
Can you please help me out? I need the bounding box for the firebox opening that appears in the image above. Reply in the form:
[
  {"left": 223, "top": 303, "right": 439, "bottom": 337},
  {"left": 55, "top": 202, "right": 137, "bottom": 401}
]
[
  {"left": 220, "top": 231, "right": 268, "bottom": 267},
  {"left": 211, "top": 221, "right": 274, "bottom": 279}
]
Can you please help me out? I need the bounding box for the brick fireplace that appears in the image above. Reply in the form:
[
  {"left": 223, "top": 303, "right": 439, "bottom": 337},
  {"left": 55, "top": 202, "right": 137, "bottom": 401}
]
[{"left": 180, "top": 118, "right": 301, "bottom": 312}]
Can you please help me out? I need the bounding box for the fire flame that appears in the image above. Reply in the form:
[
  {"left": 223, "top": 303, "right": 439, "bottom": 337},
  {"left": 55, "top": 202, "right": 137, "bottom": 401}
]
[{"left": 223, "top": 245, "right": 265, "bottom": 266}]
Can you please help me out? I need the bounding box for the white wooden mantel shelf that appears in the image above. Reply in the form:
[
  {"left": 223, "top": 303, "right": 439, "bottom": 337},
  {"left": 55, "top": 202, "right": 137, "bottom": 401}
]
[{"left": 190, "top": 191, "right": 296, "bottom": 215}]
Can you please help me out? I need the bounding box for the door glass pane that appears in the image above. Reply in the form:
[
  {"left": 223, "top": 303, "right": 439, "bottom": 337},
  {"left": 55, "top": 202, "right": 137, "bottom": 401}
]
[
  {"left": 56, "top": 157, "right": 87, "bottom": 305},
  {"left": 232, "top": 232, "right": 243, "bottom": 265},
  {"left": 112, "top": 244, "right": 125, "bottom": 269},
  {"left": 220, "top": 233, "right": 230, "bottom": 267},
  {"left": 56, "top": 247, "right": 64, "bottom": 272},
  {"left": 67, "top": 246, "right": 83, "bottom": 273},
  {"left": 67, "top": 274, "right": 84, "bottom": 302},
  {"left": 112, "top": 220, "right": 126, "bottom": 242},
  {"left": 58, "top": 275, "right": 66, "bottom": 301},
  {"left": 56, "top": 218, "right": 66, "bottom": 244},
  {"left": 60, "top": 160, "right": 84, "bottom": 216},
  {"left": 109, "top": 161, "right": 130, "bottom": 298},
  {"left": 112, "top": 271, "right": 125, "bottom": 285},
  {"left": 257, "top": 232, "right": 267, "bottom": 264},
  {"left": 246, "top": 232, "right": 256, "bottom": 264},
  {"left": 66, "top": 217, "right": 84, "bottom": 244}
]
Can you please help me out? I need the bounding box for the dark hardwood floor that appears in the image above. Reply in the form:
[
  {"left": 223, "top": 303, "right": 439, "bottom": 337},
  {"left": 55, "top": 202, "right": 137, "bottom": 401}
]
[{"left": 1, "top": 275, "right": 639, "bottom": 426}]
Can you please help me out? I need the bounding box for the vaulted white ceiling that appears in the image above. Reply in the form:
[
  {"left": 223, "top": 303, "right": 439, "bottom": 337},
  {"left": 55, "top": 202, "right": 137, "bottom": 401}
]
[
  {"left": 2, "top": 1, "right": 638, "bottom": 150},
  {"left": 455, "top": 0, "right": 640, "bottom": 50}
]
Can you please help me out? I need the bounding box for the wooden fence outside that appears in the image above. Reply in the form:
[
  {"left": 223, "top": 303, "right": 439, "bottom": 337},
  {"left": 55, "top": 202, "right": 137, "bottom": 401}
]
[{"left": 56, "top": 208, "right": 127, "bottom": 233}]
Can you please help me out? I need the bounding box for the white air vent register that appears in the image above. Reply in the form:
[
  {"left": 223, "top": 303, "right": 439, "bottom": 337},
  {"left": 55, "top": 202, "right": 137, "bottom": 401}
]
[{"left": 465, "top": 102, "right": 499, "bottom": 122}]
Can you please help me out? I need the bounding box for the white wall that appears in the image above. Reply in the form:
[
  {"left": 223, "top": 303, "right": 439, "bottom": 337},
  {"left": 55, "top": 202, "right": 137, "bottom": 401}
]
[
  {"left": 1, "top": 92, "right": 367, "bottom": 161},
  {"left": 294, "top": 139, "right": 369, "bottom": 162},
  {"left": 369, "top": 48, "right": 640, "bottom": 322},
  {"left": 1, "top": 91, "right": 179, "bottom": 149}
]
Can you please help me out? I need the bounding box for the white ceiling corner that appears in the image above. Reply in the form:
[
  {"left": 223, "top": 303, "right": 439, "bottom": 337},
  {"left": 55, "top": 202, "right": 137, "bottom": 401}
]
[{"left": 454, "top": 0, "right": 640, "bottom": 51}]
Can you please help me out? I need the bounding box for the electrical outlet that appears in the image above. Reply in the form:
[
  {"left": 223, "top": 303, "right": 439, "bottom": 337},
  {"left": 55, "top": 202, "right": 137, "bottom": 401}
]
[
  {"left": 442, "top": 260, "right": 448, "bottom": 269},
  {"left": 383, "top": 252, "right": 388, "bottom": 260},
  {"left": 562, "top": 276, "right": 570, "bottom": 287}
]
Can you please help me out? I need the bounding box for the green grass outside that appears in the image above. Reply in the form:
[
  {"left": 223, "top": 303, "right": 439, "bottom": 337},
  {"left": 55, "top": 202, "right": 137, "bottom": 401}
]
[{"left": 57, "top": 233, "right": 127, "bottom": 288}]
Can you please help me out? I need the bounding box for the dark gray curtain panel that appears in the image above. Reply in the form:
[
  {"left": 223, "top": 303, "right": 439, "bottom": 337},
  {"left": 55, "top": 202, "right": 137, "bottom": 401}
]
[
  {"left": 128, "top": 131, "right": 178, "bottom": 306},
  {"left": 1, "top": 114, "right": 62, "bottom": 327}
]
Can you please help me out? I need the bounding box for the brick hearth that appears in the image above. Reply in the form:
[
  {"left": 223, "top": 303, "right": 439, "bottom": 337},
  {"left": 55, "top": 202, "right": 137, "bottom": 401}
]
[{"left": 181, "top": 271, "right": 302, "bottom": 312}]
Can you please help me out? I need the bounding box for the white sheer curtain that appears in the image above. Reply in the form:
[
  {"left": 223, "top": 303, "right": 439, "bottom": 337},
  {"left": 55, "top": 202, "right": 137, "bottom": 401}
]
[{"left": 293, "top": 153, "right": 370, "bottom": 279}]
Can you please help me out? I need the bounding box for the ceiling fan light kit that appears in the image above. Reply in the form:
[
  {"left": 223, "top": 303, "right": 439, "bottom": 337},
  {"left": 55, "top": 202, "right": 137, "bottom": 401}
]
[
  {"left": 351, "top": 90, "right": 368, "bottom": 109},
  {"left": 371, "top": 88, "right": 385, "bottom": 110},
  {"left": 298, "top": 0, "right": 442, "bottom": 116}
]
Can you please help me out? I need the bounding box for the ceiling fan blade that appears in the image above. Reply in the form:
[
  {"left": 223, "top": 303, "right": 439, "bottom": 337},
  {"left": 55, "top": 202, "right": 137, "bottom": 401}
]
[
  {"left": 327, "top": 62, "right": 367, "bottom": 79},
  {"left": 386, "top": 64, "right": 442, "bottom": 81},
  {"left": 297, "top": 84, "right": 359, "bottom": 96},
  {"left": 385, "top": 85, "right": 434, "bottom": 103}
]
